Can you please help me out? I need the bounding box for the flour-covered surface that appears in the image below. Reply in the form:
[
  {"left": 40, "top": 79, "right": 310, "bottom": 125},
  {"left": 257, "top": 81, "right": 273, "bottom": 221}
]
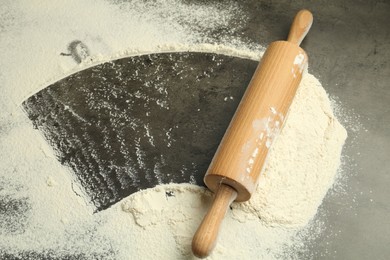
[
  {"left": 1, "top": 0, "right": 385, "bottom": 259},
  {"left": 234, "top": 73, "right": 347, "bottom": 227},
  {"left": 2, "top": 51, "right": 348, "bottom": 258}
]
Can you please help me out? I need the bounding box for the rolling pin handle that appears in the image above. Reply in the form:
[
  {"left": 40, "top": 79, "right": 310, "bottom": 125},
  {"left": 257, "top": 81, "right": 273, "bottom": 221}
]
[
  {"left": 192, "top": 184, "right": 238, "bottom": 258},
  {"left": 287, "top": 9, "right": 313, "bottom": 46},
  {"left": 192, "top": 9, "right": 313, "bottom": 258}
]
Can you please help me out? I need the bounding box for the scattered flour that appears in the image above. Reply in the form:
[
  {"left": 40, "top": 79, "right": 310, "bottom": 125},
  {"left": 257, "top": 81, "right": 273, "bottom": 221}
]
[
  {"left": 0, "top": 0, "right": 347, "bottom": 259},
  {"left": 233, "top": 74, "right": 347, "bottom": 227}
]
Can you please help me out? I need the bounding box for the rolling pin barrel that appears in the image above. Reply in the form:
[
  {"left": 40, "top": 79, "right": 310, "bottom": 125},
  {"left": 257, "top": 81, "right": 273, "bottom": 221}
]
[
  {"left": 192, "top": 9, "right": 313, "bottom": 258},
  {"left": 204, "top": 40, "right": 308, "bottom": 202}
]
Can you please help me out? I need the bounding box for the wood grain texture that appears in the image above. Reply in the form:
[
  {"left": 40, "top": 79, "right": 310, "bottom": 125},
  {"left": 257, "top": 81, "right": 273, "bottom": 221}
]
[
  {"left": 204, "top": 41, "right": 308, "bottom": 201},
  {"left": 192, "top": 184, "right": 237, "bottom": 258},
  {"left": 192, "top": 10, "right": 312, "bottom": 258},
  {"left": 287, "top": 9, "right": 313, "bottom": 45}
]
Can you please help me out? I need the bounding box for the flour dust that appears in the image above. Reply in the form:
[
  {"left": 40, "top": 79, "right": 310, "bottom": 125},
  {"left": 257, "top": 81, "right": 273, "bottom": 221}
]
[{"left": 0, "top": 0, "right": 348, "bottom": 259}]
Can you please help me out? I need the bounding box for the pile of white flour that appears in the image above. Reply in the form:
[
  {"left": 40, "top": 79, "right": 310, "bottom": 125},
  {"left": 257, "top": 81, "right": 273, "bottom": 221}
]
[{"left": 0, "top": 0, "right": 347, "bottom": 259}]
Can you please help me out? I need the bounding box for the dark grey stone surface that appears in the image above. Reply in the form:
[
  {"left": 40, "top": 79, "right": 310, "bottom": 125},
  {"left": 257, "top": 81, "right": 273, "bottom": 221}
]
[
  {"left": 23, "top": 53, "right": 256, "bottom": 211},
  {"left": 250, "top": 1, "right": 390, "bottom": 259}
]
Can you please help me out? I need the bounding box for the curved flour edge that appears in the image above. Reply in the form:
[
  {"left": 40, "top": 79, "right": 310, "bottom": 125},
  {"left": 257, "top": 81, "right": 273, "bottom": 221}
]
[
  {"left": 116, "top": 183, "right": 302, "bottom": 259},
  {"left": 18, "top": 41, "right": 348, "bottom": 229},
  {"left": 120, "top": 183, "right": 213, "bottom": 228},
  {"left": 18, "top": 43, "right": 264, "bottom": 107},
  {"left": 116, "top": 72, "right": 347, "bottom": 230}
]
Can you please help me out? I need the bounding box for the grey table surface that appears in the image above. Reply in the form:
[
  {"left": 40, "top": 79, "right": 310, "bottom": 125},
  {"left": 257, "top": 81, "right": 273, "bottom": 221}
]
[
  {"left": 10, "top": 0, "right": 390, "bottom": 259},
  {"left": 254, "top": 1, "right": 390, "bottom": 259}
]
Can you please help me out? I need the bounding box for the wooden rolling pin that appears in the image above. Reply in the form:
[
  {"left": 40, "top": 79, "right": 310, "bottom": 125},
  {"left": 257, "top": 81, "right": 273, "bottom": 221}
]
[{"left": 192, "top": 9, "right": 313, "bottom": 258}]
